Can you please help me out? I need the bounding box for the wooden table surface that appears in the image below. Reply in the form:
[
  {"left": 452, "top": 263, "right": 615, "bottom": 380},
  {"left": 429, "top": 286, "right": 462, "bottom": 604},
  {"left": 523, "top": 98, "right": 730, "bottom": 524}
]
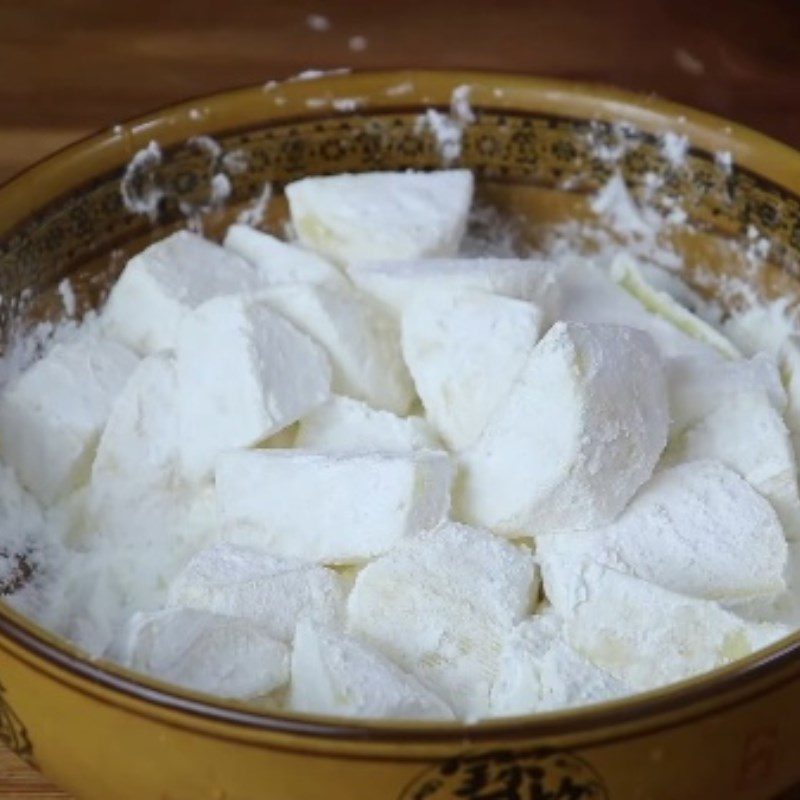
[{"left": 1, "top": 0, "right": 799, "bottom": 795}]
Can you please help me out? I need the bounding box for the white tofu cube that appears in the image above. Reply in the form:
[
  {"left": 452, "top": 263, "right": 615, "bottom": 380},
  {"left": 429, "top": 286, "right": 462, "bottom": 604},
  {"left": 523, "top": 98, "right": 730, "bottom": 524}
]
[
  {"left": 223, "top": 224, "right": 347, "bottom": 289},
  {"left": 259, "top": 284, "right": 414, "bottom": 415},
  {"left": 295, "top": 395, "right": 439, "bottom": 453},
  {"left": 103, "top": 230, "right": 257, "bottom": 354},
  {"left": 402, "top": 290, "right": 543, "bottom": 450},
  {"left": 457, "top": 322, "right": 669, "bottom": 536},
  {"left": 91, "top": 354, "right": 179, "bottom": 489},
  {"left": 289, "top": 620, "right": 454, "bottom": 720},
  {"left": 347, "top": 522, "right": 539, "bottom": 719},
  {"left": 348, "top": 258, "right": 559, "bottom": 323},
  {"left": 559, "top": 257, "right": 719, "bottom": 360},
  {"left": 177, "top": 295, "right": 332, "bottom": 479},
  {"left": 488, "top": 613, "right": 627, "bottom": 717},
  {"left": 215, "top": 449, "right": 453, "bottom": 564},
  {"left": 667, "top": 394, "right": 800, "bottom": 539},
  {"left": 541, "top": 558, "right": 789, "bottom": 692},
  {"left": 536, "top": 460, "right": 787, "bottom": 604},
  {"left": 286, "top": 169, "right": 473, "bottom": 264},
  {"left": 124, "top": 608, "right": 289, "bottom": 699},
  {"left": 167, "top": 543, "right": 345, "bottom": 642},
  {"left": 0, "top": 335, "right": 139, "bottom": 504}
]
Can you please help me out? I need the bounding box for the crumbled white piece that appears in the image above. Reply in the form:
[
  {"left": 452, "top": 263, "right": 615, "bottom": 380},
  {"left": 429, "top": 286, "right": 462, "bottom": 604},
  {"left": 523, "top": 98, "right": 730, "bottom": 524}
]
[
  {"left": 296, "top": 395, "right": 438, "bottom": 453},
  {"left": 666, "top": 353, "right": 785, "bottom": 433},
  {"left": 667, "top": 394, "right": 800, "bottom": 539},
  {"left": 216, "top": 449, "right": 452, "bottom": 564},
  {"left": 660, "top": 131, "right": 689, "bottom": 167},
  {"left": 124, "top": 608, "right": 289, "bottom": 699},
  {"left": 537, "top": 460, "right": 787, "bottom": 604},
  {"left": 289, "top": 620, "right": 454, "bottom": 719},
  {"left": 458, "top": 322, "right": 669, "bottom": 536},
  {"left": 347, "top": 522, "right": 538, "bottom": 719},
  {"left": 542, "top": 558, "right": 789, "bottom": 692},
  {"left": 120, "top": 141, "right": 164, "bottom": 221},
  {"left": 177, "top": 295, "right": 332, "bottom": 479},
  {"left": 488, "top": 613, "right": 627, "bottom": 717},
  {"left": 402, "top": 290, "right": 543, "bottom": 450},
  {"left": 722, "top": 297, "right": 796, "bottom": 359},
  {"left": 58, "top": 279, "right": 77, "bottom": 317},
  {"left": 223, "top": 224, "right": 346, "bottom": 289},
  {"left": 286, "top": 170, "right": 473, "bottom": 264},
  {"left": 415, "top": 85, "right": 475, "bottom": 165},
  {"left": 611, "top": 254, "right": 740, "bottom": 359},
  {"left": 348, "top": 258, "right": 560, "bottom": 323},
  {"left": 559, "top": 257, "right": 719, "bottom": 360},
  {"left": 590, "top": 173, "right": 652, "bottom": 237},
  {"left": 102, "top": 231, "right": 257, "bottom": 354},
  {"left": 715, "top": 150, "right": 733, "bottom": 172},
  {"left": 0, "top": 334, "right": 139, "bottom": 505},
  {"left": 167, "top": 543, "right": 344, "bottom": 642},
  {"left": 259, "top": 284, "right": 414, "bottom": 415}
]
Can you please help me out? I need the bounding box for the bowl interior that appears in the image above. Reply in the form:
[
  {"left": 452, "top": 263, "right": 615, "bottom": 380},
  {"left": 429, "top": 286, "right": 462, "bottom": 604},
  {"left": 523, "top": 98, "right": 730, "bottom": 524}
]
[{"left": 1, "top": 69, "right": 800, "bottom": 737}]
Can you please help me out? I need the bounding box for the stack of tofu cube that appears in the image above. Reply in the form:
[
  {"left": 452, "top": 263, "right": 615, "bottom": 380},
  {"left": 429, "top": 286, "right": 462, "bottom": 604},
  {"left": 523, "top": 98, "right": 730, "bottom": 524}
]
[{"left": 1, "top": 167, "right": 797, "bottom": 722}]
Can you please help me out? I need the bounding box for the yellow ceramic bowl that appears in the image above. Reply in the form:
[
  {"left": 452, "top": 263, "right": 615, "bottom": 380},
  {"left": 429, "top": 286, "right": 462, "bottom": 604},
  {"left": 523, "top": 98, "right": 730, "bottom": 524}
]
[{"left": 1, "top": 71, "right": 800, "bottom": 800}]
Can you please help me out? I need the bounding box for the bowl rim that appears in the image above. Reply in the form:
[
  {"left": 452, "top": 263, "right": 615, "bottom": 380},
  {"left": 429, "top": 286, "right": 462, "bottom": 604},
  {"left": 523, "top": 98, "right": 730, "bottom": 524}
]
[{"left": 2, "top": 68, "right": 800, "bottom": 747}]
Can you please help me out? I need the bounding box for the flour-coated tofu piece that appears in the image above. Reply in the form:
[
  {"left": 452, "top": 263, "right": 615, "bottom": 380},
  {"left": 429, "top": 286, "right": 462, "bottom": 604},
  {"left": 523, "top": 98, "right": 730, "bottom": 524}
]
[
  {"left": 177, "top": 295, "right": 332, "bottom": 479},
  {"left": 402, "top": 290, "right": 543, "bottom": 450},
  {"left": 223, "top": 224, "right": 347, "bottom": 289},
  {"left": 87, "top": 352, "right": 195, "bottom": 548},
  {"left": 458, "top": 322, "right": 669, "bottom": 536},
  {"left": 215, "top": 449, "right": 452, "bottom": 564},
  {"left": 103, "top": 230, "right": 257, "bottom": 354},
  {"left": 666, "top": 353, "right": 785, "bottom": 434},
  {"left": 289, "top": 620, "right": 454, "bottom": 720},
  {"left": 295, "top": 396, "right": 439, "bottom": 453},
  {"left": 536, "top": 460, "right": 787, "bottom": 604},
  {"left": 347, "top": 522, "right": 538, "bottom": 719},
  {"left": 734, "top": 540, "right": 800, "bottom": 628},
  {"left": 286, "top": 169, "right": 473, "bottom": 264},
  {"left": 91, "top": 354, "right": 179, "bottom": 489},
  {"left": 0, "top": 335, "right": 138, "bottom": 504},
  {"left": 667, "top": 394, "right": 800, "bottom": 539},
  {"left": 167, "top": 543, "right": 345, "bottom": 642},
  {"left": 610, "top": 253, "right": 741, "bottom": 359},
  {"left": 488, "top": 613, "right": 627, "bottom": 717},
  {"left": 124, "top": 608, "right": 289, "bottom": 699},
  {"left": 541, "top": 558, "right": 789, "bottom": 692},
  {"left": 348, "top": 258, "right": 559, "bottom": 323},
  {"left": 259, "top": 283, "right": 414, "bottom": 415},
  {"left": 559, "top": 257, "right": 718, "bottom": 360}
]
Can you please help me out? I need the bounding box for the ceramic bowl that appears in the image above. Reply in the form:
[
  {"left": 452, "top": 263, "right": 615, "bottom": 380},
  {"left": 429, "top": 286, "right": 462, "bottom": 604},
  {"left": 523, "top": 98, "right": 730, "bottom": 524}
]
[{"left": 1, "top": 70, "right": 800, "bottom": 800}]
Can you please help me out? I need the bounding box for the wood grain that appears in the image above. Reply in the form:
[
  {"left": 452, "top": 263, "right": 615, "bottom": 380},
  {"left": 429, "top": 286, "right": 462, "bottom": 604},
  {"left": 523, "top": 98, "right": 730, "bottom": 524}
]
[{"left": 0, "top": 0, "right": 798, "bottom": 796}]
